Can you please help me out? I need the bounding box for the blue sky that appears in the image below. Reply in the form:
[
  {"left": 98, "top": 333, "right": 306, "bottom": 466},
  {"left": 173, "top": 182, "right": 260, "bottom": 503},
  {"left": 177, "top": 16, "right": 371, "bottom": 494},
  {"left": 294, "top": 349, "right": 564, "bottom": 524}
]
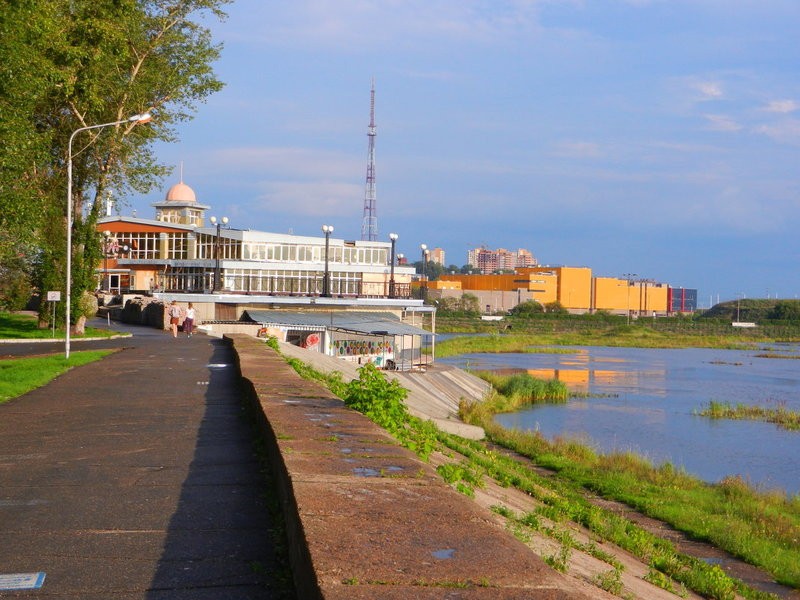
[{"left": 130, "top": 1, "right": 800, "bottom": 307}]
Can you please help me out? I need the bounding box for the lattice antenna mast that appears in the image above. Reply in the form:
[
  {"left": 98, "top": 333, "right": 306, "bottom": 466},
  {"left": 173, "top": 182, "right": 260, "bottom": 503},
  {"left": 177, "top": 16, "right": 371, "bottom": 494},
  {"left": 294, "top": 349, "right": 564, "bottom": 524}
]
[{"left": 360, "top": 79, "right": 378, "bottom": 241}]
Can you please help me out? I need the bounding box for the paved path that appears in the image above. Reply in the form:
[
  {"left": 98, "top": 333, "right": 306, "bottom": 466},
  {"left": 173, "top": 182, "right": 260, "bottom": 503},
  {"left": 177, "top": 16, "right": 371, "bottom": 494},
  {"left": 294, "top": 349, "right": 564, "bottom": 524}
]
[{"left": 0, "top": 323, "right": 294, "bottom": 599}]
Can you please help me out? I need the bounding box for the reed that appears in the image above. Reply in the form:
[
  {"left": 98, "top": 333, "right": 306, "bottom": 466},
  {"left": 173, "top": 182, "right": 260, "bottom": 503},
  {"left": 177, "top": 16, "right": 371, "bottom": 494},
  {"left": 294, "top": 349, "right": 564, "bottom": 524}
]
[{"left": 698, "top": 400, "right": 800, "bottom": 431}]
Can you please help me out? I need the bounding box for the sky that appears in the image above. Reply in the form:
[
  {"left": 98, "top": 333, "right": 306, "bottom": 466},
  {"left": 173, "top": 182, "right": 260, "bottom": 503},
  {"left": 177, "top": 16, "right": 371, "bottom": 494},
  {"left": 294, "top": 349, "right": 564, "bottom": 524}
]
[{"left": 129, "top": 0, "right": 800, "bottom": 307}]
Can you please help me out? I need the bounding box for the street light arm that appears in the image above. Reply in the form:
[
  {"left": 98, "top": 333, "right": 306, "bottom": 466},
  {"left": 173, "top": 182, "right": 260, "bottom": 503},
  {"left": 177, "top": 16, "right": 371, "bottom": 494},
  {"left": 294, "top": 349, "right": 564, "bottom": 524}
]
[{"left": 65, "top": 113, "right": 152, "bottom": 359}]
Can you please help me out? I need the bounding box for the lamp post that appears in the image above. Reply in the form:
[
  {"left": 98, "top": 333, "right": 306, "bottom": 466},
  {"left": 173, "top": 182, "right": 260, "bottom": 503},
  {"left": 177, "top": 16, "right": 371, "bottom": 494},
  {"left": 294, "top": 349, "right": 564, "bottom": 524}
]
[
  {"left": 420, "top": 244, "right": 429, "bottom": 300},
  {"left": 102, "top": 230, "right": 112, "bottom": 291},
  {"left": 66, "top": 112, "right": 151, "bottom": 359},
  {"left": 622, "top": 273, "right": 637, "bottom": 325},
  {"left": 209, "top": 216, "right": 228, "bottom": 292},
  {"left": 737, "top": 292, "right": 745, "bottom": 323},
  {"left": 321, "top": 225, "right": 334, "bottom": 297},
  {"left": 388, "top": 233, "right": 398, "bottom": 298}
]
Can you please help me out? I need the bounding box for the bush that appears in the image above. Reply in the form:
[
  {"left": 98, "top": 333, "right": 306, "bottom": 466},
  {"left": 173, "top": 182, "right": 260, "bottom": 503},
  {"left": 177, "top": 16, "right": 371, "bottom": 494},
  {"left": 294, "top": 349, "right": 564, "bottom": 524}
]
[
  {"left": 77, "top": 291, "right": 98, "bottom": 320},
  {"left": 509, "top": 300, "right": 543, "bottom": 317},
  {"left": 343, "top": 363, "right": 408, "bottom": 433}
]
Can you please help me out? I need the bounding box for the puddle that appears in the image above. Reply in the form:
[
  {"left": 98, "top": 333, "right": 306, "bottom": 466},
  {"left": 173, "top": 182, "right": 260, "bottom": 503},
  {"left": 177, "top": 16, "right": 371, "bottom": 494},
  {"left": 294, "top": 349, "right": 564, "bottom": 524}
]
[
  {"left": 432, "top": 548, "right": 455, "bottom": 560},
  {"left": 353, "top": 467, "right": 380, "bottom": 477}
]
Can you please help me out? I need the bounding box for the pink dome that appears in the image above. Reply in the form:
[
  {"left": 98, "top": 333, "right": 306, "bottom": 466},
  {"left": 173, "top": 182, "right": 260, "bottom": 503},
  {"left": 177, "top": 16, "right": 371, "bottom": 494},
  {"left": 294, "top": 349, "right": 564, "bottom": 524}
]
[{"left": 165, "top": 182, "right": 196, "bottom": 203}]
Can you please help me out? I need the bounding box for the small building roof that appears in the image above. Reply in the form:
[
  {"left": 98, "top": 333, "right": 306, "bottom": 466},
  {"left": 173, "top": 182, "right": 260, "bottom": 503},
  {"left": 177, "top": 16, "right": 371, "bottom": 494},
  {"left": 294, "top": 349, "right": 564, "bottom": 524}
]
[{"left": 241, "top": 310, "right": 433, "bottom": 337}]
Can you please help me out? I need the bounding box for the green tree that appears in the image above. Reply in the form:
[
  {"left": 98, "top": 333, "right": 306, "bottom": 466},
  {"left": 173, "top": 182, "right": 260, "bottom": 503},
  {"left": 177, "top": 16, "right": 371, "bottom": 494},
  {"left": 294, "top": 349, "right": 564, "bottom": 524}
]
[
  {"left": 509, "top": 299, "right": 544, "bottom": 317},
  {"left": 414, "top": 260, "right": 445, "bottom": 281},
  {"left": 769, "top": 300, "right": 800, "bottom": 321},
  {"left": 0, "top": 0, "right": 229, "bottom": 326},
  {"left": 460, "top": 292, "right": 481, "bottom": 315},
  {"left": 544, "top": 300, "right": 568, "bottom": 314}
]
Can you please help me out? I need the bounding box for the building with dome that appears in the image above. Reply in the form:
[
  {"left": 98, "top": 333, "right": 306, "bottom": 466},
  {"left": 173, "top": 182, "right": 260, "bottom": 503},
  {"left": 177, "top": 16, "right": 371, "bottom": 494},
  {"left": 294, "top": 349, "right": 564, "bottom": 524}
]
[
  {"left": 153, "top": 178, "right": 210, "bottom": 226},
  {"left": 95, "top": 177, "right": 421, "bottom": 322}
]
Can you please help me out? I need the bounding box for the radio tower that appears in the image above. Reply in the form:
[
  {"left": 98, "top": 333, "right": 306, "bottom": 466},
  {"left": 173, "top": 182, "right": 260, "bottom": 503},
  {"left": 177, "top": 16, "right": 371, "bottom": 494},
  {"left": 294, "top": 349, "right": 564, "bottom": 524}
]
[{"left": 360, "top": 79, "right": 378, "bottom": 241}]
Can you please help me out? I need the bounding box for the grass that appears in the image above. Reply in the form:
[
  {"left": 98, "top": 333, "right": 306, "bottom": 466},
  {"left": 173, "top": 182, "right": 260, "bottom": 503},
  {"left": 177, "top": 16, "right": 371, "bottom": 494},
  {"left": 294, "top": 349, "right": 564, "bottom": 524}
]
[
  {"left": 697, "top": 400, "right": 800, "bottom": 431},
  {"left": 0, "top": 311, "right": 117, "bottom": 340},
  {"left": 276, "top": 345, "right": 788, "bottom": 599},
  {"left": 0, "top": 350, "right": 115, "bottom": 404},
  {"left": 435, "top": 330, "right": 758, "bottom": 358},
  {"left": 474, "top": 371, "right": 569, "bottom": 412},
  {"left": 458, "top": 399, "right": 800, "bottom": 592}
]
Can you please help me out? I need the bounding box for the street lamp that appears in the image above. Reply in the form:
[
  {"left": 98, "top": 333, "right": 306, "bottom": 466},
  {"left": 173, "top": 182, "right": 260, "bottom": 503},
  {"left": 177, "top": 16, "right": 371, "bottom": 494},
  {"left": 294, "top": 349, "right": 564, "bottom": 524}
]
[
  {"left": 209, "top": 216, "right": 229, "bottom": 292},
  {"left": 388, "top": 233, "right": 398, "bottom": 298},
  {"left": 420, "top": 243, "right": 429, "bottom": 300},
  {"left": 66, "top": 112, "right": 151, "bottom": 359},
  {"left": 321, "top": 225, "right": 334, "bottom": 297},
  {"left": 102, "top": 230, "right": 112, "bottom": 291},
  {"left": 622, "top": 273, "right": 637, "bottom": 325}
]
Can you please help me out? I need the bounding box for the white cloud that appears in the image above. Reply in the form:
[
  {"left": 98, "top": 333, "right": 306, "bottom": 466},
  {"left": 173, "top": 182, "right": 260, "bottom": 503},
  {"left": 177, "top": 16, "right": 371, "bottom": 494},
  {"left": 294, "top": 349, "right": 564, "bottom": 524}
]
[
  {"left": 551, "top": 140, "right": 603, "bottom": 158},
  {"left": 252, "top": 180, "right": 362, "bottom": 218},
  {"left": 234, "top": 0, "right": 545, "bottom": 48},
  {"left": 210, "top": 146, "right": 362, "bottom": 180},
  {"left": 703, "top": 114, "right": 742, "bottom": 132},
  {"left": 695, "top": 81, "right": 724, "bottom": 101},
  {"left": 754, "top": 119, "right": 800, "bottom": 145},
  {"left": 762, "top": 99, "right": 799, "bottom": 114}
]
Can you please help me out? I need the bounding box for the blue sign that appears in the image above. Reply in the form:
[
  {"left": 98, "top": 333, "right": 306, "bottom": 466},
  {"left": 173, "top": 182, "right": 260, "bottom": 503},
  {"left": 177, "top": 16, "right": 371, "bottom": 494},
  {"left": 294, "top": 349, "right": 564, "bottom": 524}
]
[{"left": 0, "top": 572, "right": 46, "bottom": 590}]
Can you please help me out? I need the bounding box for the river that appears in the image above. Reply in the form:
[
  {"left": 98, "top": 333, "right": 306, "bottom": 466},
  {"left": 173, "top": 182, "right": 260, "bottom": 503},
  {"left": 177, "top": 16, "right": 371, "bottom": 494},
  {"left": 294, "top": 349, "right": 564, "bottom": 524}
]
[{"left": 439, "top": 344, "right": 800, "bottom": 496}]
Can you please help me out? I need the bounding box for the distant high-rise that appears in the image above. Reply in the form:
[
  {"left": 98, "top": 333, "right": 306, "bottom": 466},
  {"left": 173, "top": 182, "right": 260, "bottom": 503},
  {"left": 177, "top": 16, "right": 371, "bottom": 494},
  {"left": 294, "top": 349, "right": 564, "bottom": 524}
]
[
  {"left": 468, "top": 246, "right": 537, "bottom": 274},
  {"left": 429, "top": 247, "right": 446, "bottom": 266},
  {"left": 360, "top": 80, "right": 378, "bottom": 241}
]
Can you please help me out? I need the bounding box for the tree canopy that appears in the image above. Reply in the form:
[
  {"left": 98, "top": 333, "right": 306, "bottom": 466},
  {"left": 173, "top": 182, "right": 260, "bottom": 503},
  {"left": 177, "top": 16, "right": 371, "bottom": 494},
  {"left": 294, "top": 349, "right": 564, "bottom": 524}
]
[{"left": 0, "top": 0, "right": 230, "bottom": 322}]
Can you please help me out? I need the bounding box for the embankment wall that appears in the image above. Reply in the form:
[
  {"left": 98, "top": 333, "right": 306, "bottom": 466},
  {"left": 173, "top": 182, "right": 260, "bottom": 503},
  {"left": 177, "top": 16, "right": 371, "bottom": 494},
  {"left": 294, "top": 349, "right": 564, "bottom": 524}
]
[{"left": 226, "top": 333, "right": 595, "bottom": 599}]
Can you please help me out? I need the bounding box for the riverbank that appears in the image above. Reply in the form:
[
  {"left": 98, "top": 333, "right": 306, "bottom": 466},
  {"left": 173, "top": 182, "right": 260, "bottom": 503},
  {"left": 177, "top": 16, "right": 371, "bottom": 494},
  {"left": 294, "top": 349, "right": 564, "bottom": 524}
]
[
  {"left": 435, "top": 329, "right": 772, "bottom": 358},
  {"left": 271, "top": 339, "right": 799, "bottom": 599}
]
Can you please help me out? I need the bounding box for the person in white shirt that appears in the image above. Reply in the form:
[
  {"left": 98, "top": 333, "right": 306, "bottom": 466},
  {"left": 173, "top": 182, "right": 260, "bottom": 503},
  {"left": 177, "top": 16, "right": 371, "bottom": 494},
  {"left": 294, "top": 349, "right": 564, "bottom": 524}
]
[{"left": 184, "top": 303, "right": 196, "bottom": 337}]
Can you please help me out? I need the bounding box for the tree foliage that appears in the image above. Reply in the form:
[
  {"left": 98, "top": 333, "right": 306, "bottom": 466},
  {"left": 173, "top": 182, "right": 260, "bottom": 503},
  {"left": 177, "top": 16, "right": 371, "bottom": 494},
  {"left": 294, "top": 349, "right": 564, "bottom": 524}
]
[
  {"left": 509, "top": 299, "right": 544, "bottom": 317},
  {"left": 0, "top": 0, "right": 229, "bottom": 322},
  {"left": 435, "top": 293, "right": 481, "bottom": 316},
  {"left": 769, "top": 301, "right": 800, "bottom": 321}
]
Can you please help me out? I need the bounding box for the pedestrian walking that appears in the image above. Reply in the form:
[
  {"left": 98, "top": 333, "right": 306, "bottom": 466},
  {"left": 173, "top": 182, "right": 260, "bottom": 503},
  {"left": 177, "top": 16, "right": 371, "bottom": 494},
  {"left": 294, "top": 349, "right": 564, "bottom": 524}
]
[
  {"left": 184, "top": 303, "right": 196, "bottom": 337},
  {"left": 168, "top": 300, "right": 182, "bottom": 338}
]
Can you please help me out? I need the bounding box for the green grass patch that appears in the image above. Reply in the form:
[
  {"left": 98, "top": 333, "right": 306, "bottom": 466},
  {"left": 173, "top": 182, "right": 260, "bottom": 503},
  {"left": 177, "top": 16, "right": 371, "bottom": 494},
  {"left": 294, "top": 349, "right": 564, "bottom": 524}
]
[
  {"left": 0, "top": 311, "right": 117, "bottom": 340},
  {"left": 477, "top": 372, "right": 569, "bottom": 410},
  {"left": 458, "top": 401, "right": 800, "bottom": 592},
  {"left": 0, "top": 350, "right": 115, "bottom": 403},
  {"left": 271, "top": 343, "right": 790, "bottom": 598},
  {"left": 697, "top": 400, "right": 800, "bottom": 431},
  {"left": 435, "top": 331, "right": 757, "bottom": 358}
]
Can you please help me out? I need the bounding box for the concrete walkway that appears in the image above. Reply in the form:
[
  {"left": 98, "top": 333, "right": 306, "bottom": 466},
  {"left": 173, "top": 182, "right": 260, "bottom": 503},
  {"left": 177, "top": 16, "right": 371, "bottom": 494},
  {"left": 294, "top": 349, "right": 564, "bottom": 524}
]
[{"left": 0, "top": 326, "right": 293, "bottom": 599}]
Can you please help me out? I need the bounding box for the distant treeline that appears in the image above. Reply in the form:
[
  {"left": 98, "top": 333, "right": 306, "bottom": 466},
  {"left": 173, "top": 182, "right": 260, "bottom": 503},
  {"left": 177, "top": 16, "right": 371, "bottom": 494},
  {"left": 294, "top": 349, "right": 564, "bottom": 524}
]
[{"left": 434, "top": 298, "right": 800, "bottom": 339}]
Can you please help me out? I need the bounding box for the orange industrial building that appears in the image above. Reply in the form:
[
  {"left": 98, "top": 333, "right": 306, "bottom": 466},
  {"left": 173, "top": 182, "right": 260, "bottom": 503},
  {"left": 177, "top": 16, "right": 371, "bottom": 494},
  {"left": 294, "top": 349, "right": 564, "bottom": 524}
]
[{"left": 426, "top": 266, "right": 691, "bottom": 316}]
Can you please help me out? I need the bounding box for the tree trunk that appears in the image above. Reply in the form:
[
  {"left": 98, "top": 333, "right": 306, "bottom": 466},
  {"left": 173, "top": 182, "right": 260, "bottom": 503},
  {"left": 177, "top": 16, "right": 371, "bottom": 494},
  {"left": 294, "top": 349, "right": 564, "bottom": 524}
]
[{"left": 74, "top": 315, "right": 86, "bottom": 336}]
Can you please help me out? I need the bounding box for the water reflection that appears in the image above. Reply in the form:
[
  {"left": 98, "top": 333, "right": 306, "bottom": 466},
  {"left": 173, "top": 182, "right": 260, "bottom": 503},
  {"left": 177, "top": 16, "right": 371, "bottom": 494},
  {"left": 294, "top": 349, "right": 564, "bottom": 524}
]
[{"left": 441, "top": 345, "right": 800, "bottom": 496}]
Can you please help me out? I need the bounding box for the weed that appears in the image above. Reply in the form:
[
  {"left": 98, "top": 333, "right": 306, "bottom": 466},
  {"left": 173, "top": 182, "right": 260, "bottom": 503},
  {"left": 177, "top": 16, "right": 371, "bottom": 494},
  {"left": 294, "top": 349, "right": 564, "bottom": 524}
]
[{"left": 595, "top": 567, "right": 623, "bottom": 595}]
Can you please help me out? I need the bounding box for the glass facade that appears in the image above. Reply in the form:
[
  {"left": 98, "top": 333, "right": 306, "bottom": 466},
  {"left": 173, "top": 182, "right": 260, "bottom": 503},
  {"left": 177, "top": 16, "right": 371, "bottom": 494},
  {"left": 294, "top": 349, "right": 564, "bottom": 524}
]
[{"left": 100, "top": 218, "right": 410, "bottom": 298}]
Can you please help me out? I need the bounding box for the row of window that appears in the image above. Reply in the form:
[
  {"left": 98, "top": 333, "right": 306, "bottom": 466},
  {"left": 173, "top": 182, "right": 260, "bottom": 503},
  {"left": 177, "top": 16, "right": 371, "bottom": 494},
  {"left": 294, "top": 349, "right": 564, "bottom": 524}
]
[
  {"left": 158, "top": 267, "right": 363, "bottom": 296},
  {"left": 115, "top": 231, "right": 390, "bottom": 267}
]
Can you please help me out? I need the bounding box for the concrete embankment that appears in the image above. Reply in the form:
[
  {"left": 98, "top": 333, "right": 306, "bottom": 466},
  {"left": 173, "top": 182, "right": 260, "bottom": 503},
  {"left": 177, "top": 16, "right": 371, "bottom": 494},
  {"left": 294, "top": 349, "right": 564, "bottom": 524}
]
[
  {"left": 228, "top": 334, "right": 599, "bottom": 599},
  {"left": 276, "top": 341, "right": 488, "bottom": 440}
]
